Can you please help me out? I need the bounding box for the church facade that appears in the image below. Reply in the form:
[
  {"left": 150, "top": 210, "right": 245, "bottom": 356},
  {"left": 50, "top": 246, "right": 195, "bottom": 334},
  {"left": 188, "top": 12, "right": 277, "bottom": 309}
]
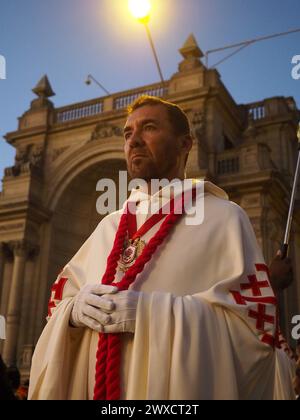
[{"left": 0, "top": 35, "right": 299, "bottom": 379}]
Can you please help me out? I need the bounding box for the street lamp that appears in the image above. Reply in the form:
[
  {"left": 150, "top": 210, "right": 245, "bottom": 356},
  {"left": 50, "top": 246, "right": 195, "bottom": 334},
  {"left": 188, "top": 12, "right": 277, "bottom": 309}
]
[
  {"left": 128, "top": 0, "right": 165, "bottom": 86},
  {"left": 85, "top": 74, "right": 111, "bottom": 95}
]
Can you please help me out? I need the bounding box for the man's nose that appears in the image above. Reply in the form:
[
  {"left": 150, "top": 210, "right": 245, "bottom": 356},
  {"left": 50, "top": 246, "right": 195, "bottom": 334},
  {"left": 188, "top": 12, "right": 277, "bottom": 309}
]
[{"left": 128, "top": 128, "right": 145, "bottom": 147}]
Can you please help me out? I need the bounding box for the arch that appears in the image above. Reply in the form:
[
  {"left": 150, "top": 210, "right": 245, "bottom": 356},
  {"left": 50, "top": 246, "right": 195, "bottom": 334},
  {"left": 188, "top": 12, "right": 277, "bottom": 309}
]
[
  {"left": 46, "top": 137, "right": 126, "bottom": 212},
  {"left": 43, "top": 147, "right": 128, "bottom": 325}
]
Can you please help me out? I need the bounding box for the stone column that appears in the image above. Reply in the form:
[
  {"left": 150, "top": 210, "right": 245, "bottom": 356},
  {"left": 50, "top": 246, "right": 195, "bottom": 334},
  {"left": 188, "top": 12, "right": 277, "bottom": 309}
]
[
  {"left": 0, "top": 243, "right": 5, "bottom": 295},
  {"left": 2, "top": 241, "right": 28, "bottom": 366},
  {"left": 26, "top": 247, "right": 41, "bottom": 346},
  {"left": 18, "top": 246, "right": 39, "bottom": 378},
  {"left": 0, "top": 245, "right": 13, "bottom": 354},
  {"left": 0, "top": 252, "right": 13, "bottom": 317},
  {"left": 0, "top": 243, "right": 7, "bottom": 354}
]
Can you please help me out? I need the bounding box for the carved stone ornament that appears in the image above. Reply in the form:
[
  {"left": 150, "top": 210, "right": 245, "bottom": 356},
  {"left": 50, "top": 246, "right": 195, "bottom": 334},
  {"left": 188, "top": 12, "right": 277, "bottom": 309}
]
[
  {"left": 30, "top": 145, "right": 44, "bottom": 167},
  {"left": 90, "top": 124, "right": 123, "bottom": 142},
  {"left": 15, "top": 147, "right": 29, "bottom": 166},
  {"left": 4, "top": 144, "right": 44, "bottom": 177},
  {"left": 192, "top": 110, "right": 206, "bottom": 138}
]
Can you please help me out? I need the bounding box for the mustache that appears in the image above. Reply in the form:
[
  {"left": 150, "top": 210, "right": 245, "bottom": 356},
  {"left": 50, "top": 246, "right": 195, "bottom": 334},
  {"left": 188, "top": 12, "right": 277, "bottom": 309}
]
[{"left": 130, "top": 151, "right": 148, "bottom": 158}]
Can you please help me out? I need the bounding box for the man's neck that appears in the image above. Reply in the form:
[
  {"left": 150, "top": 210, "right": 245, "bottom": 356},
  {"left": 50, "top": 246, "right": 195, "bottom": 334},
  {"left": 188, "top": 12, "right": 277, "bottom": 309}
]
[{"left": 146, "top": 176, "right": 185, "bottom": 196}]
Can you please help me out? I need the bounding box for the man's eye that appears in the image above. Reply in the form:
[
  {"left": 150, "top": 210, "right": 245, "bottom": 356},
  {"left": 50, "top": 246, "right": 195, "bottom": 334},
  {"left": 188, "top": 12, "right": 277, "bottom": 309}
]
[
  {"left": 124, "top": 133, "right": 131, "bottom": 140},
  {"left": 144, "top": 125, "right": 156, "bottom": 130}
]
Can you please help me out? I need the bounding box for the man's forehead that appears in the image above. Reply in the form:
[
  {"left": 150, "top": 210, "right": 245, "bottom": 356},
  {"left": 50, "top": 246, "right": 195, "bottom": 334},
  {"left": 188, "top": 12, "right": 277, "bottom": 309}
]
[{"left": 125, "top": 105, "right": 168, "bottom": 127}]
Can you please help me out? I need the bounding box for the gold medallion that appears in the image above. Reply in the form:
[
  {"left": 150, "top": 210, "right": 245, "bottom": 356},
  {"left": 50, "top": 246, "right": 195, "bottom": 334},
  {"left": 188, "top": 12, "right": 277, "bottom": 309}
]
[{"left": 117, "top": 237, "right": 146, "bottom": 273}]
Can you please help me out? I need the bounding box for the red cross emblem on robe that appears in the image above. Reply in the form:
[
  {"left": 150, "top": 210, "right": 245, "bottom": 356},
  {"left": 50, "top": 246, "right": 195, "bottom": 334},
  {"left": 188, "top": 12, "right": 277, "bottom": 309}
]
[
  {"left": 47, "top": 277, "right": 68, "bottom": 318},
  {"left": 230, "top": 263, "right": 278, "bottom": 348}
]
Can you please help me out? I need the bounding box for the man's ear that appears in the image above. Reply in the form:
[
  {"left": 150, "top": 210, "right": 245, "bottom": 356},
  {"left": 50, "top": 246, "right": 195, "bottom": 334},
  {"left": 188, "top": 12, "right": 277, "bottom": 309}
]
[{"left": 181, "top": 134, "right": 193, "bottom": 154}]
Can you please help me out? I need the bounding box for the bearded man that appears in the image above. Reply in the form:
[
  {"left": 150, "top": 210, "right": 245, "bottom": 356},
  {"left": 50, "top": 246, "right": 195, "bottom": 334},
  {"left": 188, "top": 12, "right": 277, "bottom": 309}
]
[{"left": 29, "top": 96, "right": 296, "bottom": 400}]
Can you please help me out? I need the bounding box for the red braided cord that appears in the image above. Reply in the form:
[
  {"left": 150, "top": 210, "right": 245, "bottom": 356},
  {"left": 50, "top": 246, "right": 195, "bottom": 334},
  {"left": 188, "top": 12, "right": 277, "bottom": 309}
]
[
  {"left": 94, "top": 210, "right": 128, "bottom": 400},
  {"left": 102, "top": 210, "right": 129, "bottom": 286},
  {"left": 106, "top": 334, "right": 121, "bottom": 399},
  {"left": 94, "top": 333, "right": 108, "bottom": 399},
  {"left": 94, "top": 188, "right": 194, "bottom": 400}
]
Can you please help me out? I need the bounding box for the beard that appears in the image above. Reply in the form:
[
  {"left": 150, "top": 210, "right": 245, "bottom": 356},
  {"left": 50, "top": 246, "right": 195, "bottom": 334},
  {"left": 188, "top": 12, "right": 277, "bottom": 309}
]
[{"left": 127, "top": 157, "right": 177, "bottom": 183}]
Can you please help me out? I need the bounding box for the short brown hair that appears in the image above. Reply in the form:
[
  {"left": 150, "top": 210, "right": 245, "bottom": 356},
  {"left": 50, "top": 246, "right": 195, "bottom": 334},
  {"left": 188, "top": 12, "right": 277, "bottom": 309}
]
[{"left": 127, "top": 95, "right": 191, "bottom": 137}]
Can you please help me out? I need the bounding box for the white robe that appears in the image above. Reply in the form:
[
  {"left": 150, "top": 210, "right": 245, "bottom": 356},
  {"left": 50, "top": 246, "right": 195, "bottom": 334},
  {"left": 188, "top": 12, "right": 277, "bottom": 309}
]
[{"left": 28, "top": 180, "right": 296, "bottom": 400}]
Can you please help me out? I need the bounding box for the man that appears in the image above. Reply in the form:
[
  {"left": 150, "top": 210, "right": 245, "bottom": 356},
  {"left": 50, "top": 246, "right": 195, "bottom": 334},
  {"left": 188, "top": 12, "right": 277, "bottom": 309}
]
[{"left": 29, "top": 96, "right": 296, "bottom": 400}]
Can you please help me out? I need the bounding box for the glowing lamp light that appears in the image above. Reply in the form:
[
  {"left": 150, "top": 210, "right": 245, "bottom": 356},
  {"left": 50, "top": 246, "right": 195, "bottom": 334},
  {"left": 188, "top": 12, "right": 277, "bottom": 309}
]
[
  {"left": 128, "top": 0, "right": 165, "bottom": 85},
  {"left": 128, "top": 0, "right": 151, "bottom": 22}
]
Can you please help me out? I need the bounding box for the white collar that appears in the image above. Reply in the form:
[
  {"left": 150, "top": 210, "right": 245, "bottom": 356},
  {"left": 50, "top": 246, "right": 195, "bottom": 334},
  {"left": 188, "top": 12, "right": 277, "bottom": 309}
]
[
  {"left": 128, "top": 179, "right": 190, "bottom": 203},
  {"left": 121, "top": 178, "right": 228, "bottom": 211}
]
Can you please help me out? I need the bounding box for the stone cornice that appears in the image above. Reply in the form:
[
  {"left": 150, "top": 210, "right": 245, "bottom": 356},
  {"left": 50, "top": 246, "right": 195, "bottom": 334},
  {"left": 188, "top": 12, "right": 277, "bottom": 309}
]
[
  {"left": 4, "top": 127, "right": 48, "bottom": 145},
  {"left": 0, "top": 199, "right": 52, "bottom": 224}
]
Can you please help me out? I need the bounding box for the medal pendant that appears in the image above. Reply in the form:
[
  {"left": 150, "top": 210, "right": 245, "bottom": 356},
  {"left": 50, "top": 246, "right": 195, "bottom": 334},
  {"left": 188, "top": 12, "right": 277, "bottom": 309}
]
[{"left": 118, "top": 237, "right": 145, "bottom": 273}]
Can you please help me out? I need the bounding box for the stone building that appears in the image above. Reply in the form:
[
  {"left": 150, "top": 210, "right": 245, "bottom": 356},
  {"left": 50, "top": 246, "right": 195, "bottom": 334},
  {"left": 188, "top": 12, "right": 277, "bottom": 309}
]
[{"left": 0, "top": 35, "right": 299, "bottom": 380}]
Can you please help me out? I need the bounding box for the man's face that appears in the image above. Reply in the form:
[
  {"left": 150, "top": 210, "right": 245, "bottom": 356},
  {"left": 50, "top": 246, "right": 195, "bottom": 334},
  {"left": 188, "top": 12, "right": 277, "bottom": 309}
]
[{"left": 124, "top": 105, "right": 182, "bottom": 182}]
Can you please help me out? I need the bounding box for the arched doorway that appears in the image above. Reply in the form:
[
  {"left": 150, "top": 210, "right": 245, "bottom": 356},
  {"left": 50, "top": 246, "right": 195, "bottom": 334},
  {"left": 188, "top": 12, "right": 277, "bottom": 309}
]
[{"left": 46, "top": 158, "right": 127, "bottom": 311}]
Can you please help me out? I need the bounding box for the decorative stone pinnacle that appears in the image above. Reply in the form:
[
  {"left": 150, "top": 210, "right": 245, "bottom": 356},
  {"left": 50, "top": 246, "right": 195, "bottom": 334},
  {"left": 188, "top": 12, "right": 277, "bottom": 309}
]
[
  {"left": 179, "top": 34, "right": 204, "bottom": 60},
  {"left": 32, "top": 75, "right": 55, "bottom": 99}
]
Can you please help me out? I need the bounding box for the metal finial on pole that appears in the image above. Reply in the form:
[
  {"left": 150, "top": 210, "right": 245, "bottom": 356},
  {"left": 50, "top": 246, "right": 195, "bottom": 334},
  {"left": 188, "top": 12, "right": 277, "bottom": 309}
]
[{"left": 281, "top": 122, "right": 300, "bottom": 259}]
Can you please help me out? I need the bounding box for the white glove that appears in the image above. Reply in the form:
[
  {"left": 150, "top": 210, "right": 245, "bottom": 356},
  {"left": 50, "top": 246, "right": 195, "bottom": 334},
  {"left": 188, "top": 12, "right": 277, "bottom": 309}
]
[
  {"left": 102, "top": 290, "right": 140, "bottom": 334},
  {"left": 70, "top": 284, "right": 118, "bottom": 332}
]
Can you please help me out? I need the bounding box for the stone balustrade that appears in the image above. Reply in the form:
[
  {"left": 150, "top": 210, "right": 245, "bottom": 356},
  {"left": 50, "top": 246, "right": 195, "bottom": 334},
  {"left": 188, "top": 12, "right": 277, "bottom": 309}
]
[
  {"left": 247, "top": 101, "right": 266, "bottom": 121},
  {"left": 56, "top": 100, "right": 104, "bottom": 123},
  {"left": 54, "top": 82, "right": 168, "bottom": 124}
]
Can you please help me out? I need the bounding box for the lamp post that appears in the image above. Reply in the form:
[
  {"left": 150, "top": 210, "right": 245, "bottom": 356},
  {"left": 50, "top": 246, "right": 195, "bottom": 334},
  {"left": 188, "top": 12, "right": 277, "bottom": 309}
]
[
  {"left": 85, "top": 74, "right": 111, "bottom": 95},
  {"left": 128, "top": 0, "right": 165, "bottom": 87}
]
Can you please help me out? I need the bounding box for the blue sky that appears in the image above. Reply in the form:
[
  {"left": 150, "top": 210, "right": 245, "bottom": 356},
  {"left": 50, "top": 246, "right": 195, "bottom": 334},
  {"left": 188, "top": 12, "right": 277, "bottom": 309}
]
[{"left": 0, "top": 0, "right": 299, "bottom": 181}]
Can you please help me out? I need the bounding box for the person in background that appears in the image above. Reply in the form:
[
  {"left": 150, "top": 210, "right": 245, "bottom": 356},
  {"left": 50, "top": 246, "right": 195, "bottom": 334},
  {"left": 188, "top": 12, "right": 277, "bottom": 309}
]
[
  {"left": 269, "top": 250, "right": 293, "bottom": 294},
  {"left": 0, "top": 355, "right": 16, "bottom": 400},
  {"left": 269, "top": 250, "right": 300, "bottom": 398}
]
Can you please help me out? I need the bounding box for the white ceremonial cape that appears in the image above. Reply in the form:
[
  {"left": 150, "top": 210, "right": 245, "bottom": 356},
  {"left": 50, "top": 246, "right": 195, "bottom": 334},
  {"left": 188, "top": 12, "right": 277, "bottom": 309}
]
[{"left": 28, "top": 179, "right": 296, "bottom": 400}]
